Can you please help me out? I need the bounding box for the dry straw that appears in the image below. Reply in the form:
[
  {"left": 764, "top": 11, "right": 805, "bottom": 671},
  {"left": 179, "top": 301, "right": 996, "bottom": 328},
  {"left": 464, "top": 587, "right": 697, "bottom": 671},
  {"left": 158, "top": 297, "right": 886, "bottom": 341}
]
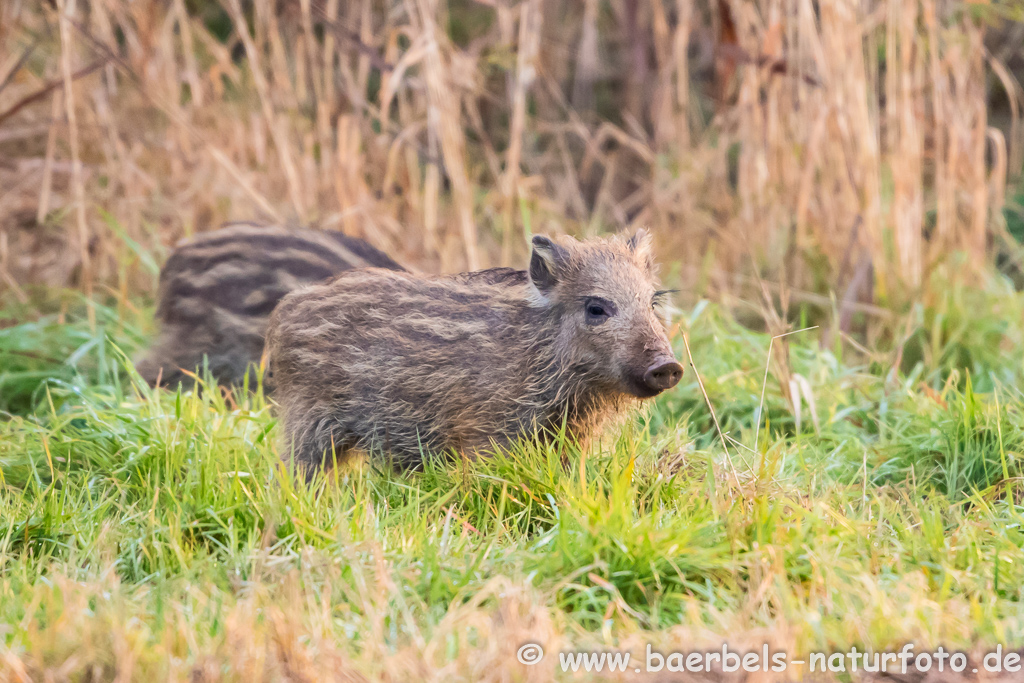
[{"left": 0, "top": 0, "right": 1016, "bottom": 303}]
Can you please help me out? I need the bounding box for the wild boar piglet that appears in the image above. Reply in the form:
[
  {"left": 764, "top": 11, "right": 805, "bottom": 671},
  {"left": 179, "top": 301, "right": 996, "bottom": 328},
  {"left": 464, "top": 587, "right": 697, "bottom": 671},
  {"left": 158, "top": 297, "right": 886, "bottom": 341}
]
[
  {"left": 265, "top": 229, "right": 682, "bottom": 473},
  {"left": 136, "top": 222, "right": 403, "bottom": 388}
]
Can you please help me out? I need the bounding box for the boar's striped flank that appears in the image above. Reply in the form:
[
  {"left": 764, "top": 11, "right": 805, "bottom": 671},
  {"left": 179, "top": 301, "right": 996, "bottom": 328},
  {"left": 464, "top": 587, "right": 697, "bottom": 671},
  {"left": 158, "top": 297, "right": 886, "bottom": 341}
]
[
  {"left": 265, "top": 230, "right": 683, "bottom": 474},
  {"left": 135, "top": 222, "right": 403, "bottom": 388}
]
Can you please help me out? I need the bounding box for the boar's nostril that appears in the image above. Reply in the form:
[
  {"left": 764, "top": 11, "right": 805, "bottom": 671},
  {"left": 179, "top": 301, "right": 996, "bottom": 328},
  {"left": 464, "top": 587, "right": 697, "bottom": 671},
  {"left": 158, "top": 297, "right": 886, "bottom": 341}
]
[{"left": 643, "top": 359, "right": 683, "bottom": 392}]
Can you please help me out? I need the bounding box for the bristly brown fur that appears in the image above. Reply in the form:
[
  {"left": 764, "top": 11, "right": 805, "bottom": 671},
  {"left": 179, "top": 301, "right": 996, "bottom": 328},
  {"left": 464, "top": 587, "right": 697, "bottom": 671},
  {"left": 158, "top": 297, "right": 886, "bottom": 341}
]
[
  {"left": 136, "top": 222, "right": 403, "bottom": 388},
  {"left": 265, "top": 230, "right": 679, "bottom": 473}
]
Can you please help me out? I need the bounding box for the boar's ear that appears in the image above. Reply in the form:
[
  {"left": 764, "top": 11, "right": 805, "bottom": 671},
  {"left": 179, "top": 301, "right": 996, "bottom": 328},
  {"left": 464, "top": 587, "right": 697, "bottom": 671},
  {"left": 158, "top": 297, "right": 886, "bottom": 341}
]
[
  {"left": 627, "top": 228, "right": 655, "bottom": 274},
  {"left": 529, "top": 235, "right": 567, "bottom": 293}
]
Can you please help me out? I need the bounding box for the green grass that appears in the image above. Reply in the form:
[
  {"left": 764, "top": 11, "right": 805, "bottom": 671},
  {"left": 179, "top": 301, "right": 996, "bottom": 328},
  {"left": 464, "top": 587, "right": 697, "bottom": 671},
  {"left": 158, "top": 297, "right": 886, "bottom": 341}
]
[{"left": 2, "top": 286, "right": 1024, "bottom": 680}]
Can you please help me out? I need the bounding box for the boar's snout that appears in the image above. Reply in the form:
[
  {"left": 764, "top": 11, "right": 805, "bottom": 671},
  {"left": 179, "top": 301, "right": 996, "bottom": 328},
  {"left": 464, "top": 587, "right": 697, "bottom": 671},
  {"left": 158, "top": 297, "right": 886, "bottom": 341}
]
[{"left": 642, "top": 357, "right": 683, "bottom": 394}]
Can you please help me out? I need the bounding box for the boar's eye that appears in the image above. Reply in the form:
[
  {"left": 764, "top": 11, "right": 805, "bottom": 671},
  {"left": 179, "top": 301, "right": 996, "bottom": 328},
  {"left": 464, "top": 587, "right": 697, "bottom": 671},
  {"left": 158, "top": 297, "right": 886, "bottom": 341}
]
[{"left": 584, "top": 297, "right": 616, "bottom": 325}]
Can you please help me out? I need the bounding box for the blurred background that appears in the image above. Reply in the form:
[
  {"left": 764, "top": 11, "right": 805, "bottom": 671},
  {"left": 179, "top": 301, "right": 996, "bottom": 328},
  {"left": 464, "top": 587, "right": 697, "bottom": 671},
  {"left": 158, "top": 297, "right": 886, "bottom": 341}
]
[{"left": 2, "top": 0, "right": 1024, "bottom": 328}]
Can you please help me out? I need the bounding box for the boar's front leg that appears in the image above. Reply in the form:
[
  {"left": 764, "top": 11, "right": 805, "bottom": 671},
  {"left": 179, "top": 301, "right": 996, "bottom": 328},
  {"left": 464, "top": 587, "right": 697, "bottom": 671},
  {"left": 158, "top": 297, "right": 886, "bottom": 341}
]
[{"left": 285, "top": 410, "right": 357, "bottom": 481}]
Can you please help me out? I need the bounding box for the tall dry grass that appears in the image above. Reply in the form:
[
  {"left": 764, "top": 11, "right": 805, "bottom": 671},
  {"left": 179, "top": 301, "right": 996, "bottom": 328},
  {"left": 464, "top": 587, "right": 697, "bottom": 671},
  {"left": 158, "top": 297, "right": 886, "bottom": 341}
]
[{"left": 0, "top": 0, "right": 1019, "bottom": 311}]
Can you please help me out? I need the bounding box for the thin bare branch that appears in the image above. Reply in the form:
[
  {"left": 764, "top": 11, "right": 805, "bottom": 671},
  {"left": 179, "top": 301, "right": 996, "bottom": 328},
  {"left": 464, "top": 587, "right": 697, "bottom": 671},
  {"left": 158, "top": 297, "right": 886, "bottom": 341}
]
[
  {"left": 0, "top": 57, "right": 107, "bottom": 127},
  {"left": 682, "top": 332, "right": 741, "bottom": 491}
]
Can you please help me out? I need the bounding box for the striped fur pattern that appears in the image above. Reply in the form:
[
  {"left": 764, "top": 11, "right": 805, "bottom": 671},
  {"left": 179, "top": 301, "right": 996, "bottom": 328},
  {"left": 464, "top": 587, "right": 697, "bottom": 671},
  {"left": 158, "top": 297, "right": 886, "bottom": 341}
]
[
  {"left": 265, "top": 230, "right": 679, "bottom": 473},
  {"left": 136, "top": 222, "right": 403, "bottom": 388}
]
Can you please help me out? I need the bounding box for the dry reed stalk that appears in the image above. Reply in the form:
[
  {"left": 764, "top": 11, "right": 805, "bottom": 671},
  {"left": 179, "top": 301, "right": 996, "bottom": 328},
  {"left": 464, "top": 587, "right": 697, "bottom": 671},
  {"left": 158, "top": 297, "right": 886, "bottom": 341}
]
[
  {"left": 926, "top": 1, "right": 951, "bottom": 258},
  {"left": 377, "top": 26, "right": 433, "bottom": 249},
  {"left": 355, "top": 0, "right": 373, "bottom": 102},
  {"left": 0, "top": 232, "right": 28, "bottom": 303},
  {"left": 987, "top": 54, "right": 1024, "bottom": 182},
  {"left": 57, "top": 0, "right": 95, "bottom": 330},
  {"left": 554, "top": 131, "right": 588, "bottom": 219},
  {"left": 172, "top": 0, "right": 202, "bottom": 107},
  {"left": 464, "top": 96, "right": 503, "bottom": 184},
  {"left": 571, "top": 0, "right": 600, "bottom": 112},
  {"left": 298, "top": 1, "right": 319, "bottom": 105},
  {"left": 415, "top": 0, "right": 479, "bottom": 270},
  {"left": 36, "top": 90, "right": 62, "bottom": 225},
  {"left": 262, "top": 0, "right": 298, "bottom": 112},
  {"left": 645, "top": 0, "right": 671, "bottom": 148},
  {"left": 621, "top": 0, "right": 649, "bottom": 127},
  {"left": 822, "top": 0, "right": 883, "bottom": 284},
  {"left": 321, "top": 0, "right": 339, "bottom": 109},
  {"left": 890, "top": 0, "right": 924, "bottom": 287},
  {"left": 300, "top": 0, "right": 333, "bottom": 194},
  {"left": 295, "top": 33, "right": 310, "bottom": 107},
  {"left": 333, "top": 12, "right": 360, "bottom": 111},
  {"left": 673, "top": 0, "right": 694, "bottom": 152},
  {"left": 500, "top": 0, "right": 542, "bottom": 262},
  {"left": 968, "top": 25, "right": 990, "bottom": 266},
  {"left": 424, "top": 121, "right": 441, "bottom": 257},
  {"left": 225, "top": 0, "right": 307, "bottom": 221},
  {"left": 988, "top": 127, "right": 1008, "bottom": 217},
  {"left": 379, "top": 31, "right": 426, "bottom": 119},
  {"left": 334, "top": 114, "right": 367, "bottom": 236},
  {"left": 209, "top": 147, "right": 284, "bottom": 223}
]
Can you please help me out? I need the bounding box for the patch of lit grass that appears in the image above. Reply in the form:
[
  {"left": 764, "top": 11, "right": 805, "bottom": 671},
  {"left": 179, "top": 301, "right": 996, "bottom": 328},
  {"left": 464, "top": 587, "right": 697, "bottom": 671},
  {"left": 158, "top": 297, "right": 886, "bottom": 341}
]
[{"left": 3, "top": 292, "right": 1024, "bottom": 679}]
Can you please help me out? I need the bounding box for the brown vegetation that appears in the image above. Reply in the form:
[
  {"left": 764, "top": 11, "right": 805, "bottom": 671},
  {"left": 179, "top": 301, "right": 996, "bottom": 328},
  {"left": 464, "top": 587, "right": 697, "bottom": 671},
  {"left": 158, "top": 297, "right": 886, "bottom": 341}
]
[{"left": 1, "top": 0, "right": 1020, "bottom": 313}]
